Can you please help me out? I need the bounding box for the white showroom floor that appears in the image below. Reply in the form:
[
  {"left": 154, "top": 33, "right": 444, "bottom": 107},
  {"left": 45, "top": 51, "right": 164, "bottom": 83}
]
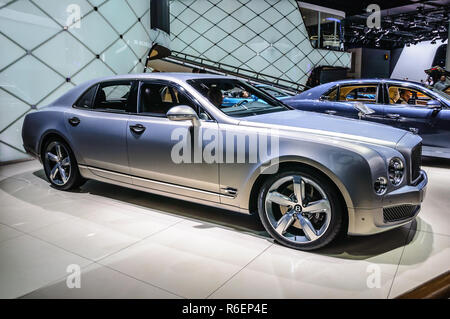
[{"left": 0, "top": 159, "right": 448, "bottom": 299}]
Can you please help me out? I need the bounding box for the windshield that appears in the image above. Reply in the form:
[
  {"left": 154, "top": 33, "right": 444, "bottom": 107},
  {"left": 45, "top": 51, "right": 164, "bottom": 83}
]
[
  {"left": 431, "top": 87, "right": 450, "bottom": 101},
  {"left": 257, "top": 85, "right": 294, "bottom": 97},
  {"left": 187, "top": 78, "right": 291, "bottom": 117}
]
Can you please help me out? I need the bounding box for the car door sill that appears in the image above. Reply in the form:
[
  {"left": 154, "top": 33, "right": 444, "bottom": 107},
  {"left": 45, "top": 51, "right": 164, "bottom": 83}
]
[{"left": 77, "top": 164, "right": 247, "bottom": 214}]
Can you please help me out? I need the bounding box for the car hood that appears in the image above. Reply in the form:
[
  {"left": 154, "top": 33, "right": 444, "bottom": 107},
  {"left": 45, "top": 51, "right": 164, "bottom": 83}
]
[{"left": 238, "top": 110, "right": 408, "bottom": 147}]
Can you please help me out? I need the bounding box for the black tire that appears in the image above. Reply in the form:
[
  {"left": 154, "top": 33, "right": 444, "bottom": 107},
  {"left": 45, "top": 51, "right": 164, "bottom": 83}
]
[
  {"left": 42, "top": 138, "right": 85, "bottom": 191},
  {"left": 257, "top": 168, "right": 345, "bottom": 251}
]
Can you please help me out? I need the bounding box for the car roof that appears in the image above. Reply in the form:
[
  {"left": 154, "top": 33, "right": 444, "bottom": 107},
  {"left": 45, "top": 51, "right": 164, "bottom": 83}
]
[
  {"left": 48, "top": 73, "right": 237, "bottom": 108},
  {"left": 286, "top": 78, "right": 430, "bottom": 102},
  {"left": 325, "top": 78, "right": 424, "bottom": 86},
  {"left": 95, "top": 72, "right": 232, "bottom": 83}
]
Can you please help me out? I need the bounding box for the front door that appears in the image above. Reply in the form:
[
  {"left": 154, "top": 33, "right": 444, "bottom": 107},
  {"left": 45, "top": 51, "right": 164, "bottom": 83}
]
[
  {"left": 381, "top": 84, "right": 440, "bottom": 146},
  {"left": 126, "top": 80, "right": 220, "bottom": 202}
]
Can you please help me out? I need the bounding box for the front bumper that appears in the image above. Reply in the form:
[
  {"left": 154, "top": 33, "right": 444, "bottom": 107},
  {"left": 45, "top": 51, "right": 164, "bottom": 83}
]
[{"left": 348, "top": 170, "right": 428, "bottom": 235}]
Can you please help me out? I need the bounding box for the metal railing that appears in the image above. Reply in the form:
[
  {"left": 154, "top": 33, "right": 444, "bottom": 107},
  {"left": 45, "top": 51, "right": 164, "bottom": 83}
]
[{"left": 163, "top": 50, "right": 309, "bottom": 94}]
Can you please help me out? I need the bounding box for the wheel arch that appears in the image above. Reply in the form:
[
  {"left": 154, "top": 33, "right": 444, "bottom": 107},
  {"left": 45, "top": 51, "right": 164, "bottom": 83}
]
[
  {"left": 38, "top": 130, "right": 77, "bottom": 162},
  {"left": 246, "top": 157, "right": 353, "bottom": 230}
]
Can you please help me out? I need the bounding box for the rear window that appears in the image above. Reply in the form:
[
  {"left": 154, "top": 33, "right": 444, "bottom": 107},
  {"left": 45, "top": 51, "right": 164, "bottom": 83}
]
[
  {"left": 93, "top": 82, "right": 136, "bottom": 113},
  {"left": 74, "top": 85, "right": 97, "bottom": 109}
]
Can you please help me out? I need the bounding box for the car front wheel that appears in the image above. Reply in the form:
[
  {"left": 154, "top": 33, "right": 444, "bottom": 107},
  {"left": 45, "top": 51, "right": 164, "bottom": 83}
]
[{"left": 257, "top": 168, "right": 344, "bottom": 250}]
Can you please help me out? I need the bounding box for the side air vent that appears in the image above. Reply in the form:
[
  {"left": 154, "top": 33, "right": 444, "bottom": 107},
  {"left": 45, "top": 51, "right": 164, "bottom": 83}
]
[{"left": 220, "top": 187, "right": 238, "bottom": 198}]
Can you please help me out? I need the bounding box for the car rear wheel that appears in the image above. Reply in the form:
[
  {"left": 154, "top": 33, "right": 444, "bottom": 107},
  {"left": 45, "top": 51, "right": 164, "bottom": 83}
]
[
  {"left": 43, "top": 139, "right": 85, "bottom": 190},
  {"left": 257, "top": 168, "right": 344, "bottom": 250}
]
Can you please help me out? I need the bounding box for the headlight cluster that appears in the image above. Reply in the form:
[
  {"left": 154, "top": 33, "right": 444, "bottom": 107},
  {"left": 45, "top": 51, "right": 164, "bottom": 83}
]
[
  {"left": 388, "top": 157, "right": 405, "bottom": 186},
  {"left": 374, "top": 157, "right": 405, "bottom": 195}
]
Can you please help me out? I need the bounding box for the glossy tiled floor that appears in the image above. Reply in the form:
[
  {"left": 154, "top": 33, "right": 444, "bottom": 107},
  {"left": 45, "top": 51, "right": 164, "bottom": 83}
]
[{"left": 0, "top": 159, "right": 448, "bottom": 299}]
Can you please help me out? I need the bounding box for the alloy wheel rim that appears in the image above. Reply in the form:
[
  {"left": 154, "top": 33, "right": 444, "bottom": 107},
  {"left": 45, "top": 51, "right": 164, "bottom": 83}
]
[
  {"left": 44, "top": 142, "right": 71, "bottom": 186},
  {"left": 265, "top": 175, "right": 331, "bottom": 244}
]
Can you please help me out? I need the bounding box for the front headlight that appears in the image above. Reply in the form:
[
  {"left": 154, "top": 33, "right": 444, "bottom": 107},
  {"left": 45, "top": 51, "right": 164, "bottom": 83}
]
[{"left": 388, "top": 157, "right": 404, "bottom": 186}]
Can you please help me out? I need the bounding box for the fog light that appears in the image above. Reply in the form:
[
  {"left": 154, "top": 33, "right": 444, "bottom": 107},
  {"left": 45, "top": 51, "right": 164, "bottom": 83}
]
[
  {"left": 374, "top": 177, "right": 388, "bottom": 195},
  {"left": 388, "top": 157, "right": 404, "bottom": 186}
]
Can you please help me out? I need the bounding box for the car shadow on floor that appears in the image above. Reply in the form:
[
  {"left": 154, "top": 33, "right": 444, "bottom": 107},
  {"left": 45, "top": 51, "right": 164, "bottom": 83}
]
[
  {"left": 3, "top": 169, "right": 430, "bottom": 263},
  {"left": 422, "top": 157, "right": 450, "bottom": 169}
]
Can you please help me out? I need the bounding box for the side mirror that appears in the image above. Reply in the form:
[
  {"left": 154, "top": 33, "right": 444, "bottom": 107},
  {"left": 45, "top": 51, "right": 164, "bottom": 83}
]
[
  {"left": 426, "top": 100, "right": 442, "bottom": 109},
  {"left": 353, "top": 101, "right": 375, "bottom": 115},
  {"left": 166, "top": 105, "right": 200, "bottom": 126}
]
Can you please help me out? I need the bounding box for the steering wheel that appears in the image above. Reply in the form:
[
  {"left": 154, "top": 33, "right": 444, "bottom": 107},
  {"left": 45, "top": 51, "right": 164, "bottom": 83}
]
[{"left": 233, "top": 99, "right": 249, "bottom": 108}]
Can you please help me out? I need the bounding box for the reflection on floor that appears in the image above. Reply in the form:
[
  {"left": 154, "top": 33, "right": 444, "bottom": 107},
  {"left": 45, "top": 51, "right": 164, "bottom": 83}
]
[{"left": 0, "top": 159, "right": 448, "bottom": 299}]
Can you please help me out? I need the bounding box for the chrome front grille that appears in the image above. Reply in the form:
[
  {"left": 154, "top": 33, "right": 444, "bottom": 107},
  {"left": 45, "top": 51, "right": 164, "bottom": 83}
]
[
  {"left": 383, "top": 205, "right": 419, "bottom": 222},
  {"left": 410, "top": 143, "right": 422, "bottom": 182}
]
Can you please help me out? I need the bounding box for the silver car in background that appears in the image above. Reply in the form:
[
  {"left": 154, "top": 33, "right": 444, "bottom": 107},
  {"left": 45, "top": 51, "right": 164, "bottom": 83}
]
[{"left": 22, "top": 73, "right": 427, "bottom": 250}]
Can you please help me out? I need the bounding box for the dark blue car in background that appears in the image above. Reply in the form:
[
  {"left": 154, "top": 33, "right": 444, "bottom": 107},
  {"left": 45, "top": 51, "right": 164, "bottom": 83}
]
[{"left": 284, "top": 79, "right": 450, "bottom": 159}]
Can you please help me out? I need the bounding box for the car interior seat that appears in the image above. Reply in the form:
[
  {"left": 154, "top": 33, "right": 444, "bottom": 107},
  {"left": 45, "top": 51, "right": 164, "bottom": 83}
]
[{"left": 389, "top": 88, "right": 400, "bottom": 104}]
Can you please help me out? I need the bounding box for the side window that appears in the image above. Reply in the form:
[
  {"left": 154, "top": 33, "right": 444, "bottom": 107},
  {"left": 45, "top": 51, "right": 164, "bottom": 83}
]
[
  {"left": 321, "top": 87, "right": 337, "bottom": 101},
  {"left": 388, "top": 86, "right": 434, "bottom": 107},
  {"left": 338, "top": 85, "right": 377, "bottom": 103},
  {"left": 161, "top": 86, "right": 174, "bottom": 103},
  {"left": 139, "top": 82, "right": 197, "bottom": 116},
  {"left": 74, "top": 85, "right": 97, "bottom": 109},
  {"left": 444, "top": 86, "right": 450, "bottom": 95},
  {"left": 93, "top": 82, "right": 135, "bottom": 112}
]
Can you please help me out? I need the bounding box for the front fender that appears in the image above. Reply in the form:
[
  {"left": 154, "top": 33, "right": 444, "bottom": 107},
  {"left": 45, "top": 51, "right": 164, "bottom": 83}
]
[{"left": 237, "top": 139, "right": 379, "bottom": 212}]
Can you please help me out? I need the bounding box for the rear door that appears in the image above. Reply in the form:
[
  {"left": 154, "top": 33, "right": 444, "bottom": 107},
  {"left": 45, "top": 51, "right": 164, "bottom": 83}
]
[
  {"left": 312, "top": 83, "right": 385, "bottom": 122},
  {"left": 334, "top": 83, "right": 385, "bottom": 123},
  {"left": 64, "top": 80, "right": 137, "bottom": 181}
]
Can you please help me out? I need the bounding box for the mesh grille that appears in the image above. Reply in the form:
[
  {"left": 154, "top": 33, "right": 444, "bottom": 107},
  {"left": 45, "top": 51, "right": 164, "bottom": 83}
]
[
  {"left": 383, "top": 205, "right": 419, "bottom": 222},
  {"left": 411, "top": 143, "right": 422, "bottom": 182}
]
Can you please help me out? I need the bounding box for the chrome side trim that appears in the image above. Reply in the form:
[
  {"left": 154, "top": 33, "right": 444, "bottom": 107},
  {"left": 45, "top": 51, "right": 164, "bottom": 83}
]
[
  {"left": 78, "top": 164, "right": 235, "bottom": 199},
  {"left": 78, "top": 164, "right": 250, "bottom": 215}
]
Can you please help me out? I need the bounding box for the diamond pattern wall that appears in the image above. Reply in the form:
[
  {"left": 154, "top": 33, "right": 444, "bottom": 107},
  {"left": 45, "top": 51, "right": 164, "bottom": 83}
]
[
  {"left": 0, "top": 0, "right": 151, "bottom": 163},
  {"left": 169, "top": 0, "right": 351, "bottom": 88}
]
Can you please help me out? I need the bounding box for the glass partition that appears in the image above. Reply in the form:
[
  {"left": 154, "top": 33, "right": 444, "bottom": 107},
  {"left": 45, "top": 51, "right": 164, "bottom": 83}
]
[{"left": 298, "top": 2, "right": 345, "bottom": 51}]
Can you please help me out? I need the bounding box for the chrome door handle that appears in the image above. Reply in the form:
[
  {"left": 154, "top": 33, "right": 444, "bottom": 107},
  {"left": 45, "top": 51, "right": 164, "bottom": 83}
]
[
  {"left": 68, "top": 117, "right": 80, "bottom": 126},
  {"left": 325, "top": 110, "right": 337, "bottom": 115},
  {"left": 129, "top": 124, "right": 146, "bottom": 134},
  {"left": 387, "top": 113, "right": 400, "bottom": 119}
]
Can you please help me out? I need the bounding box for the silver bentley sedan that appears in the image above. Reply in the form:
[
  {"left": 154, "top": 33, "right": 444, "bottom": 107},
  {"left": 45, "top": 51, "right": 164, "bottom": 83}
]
[{"left": 22, "top": 73, "right": 427, "bottom": 250}]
